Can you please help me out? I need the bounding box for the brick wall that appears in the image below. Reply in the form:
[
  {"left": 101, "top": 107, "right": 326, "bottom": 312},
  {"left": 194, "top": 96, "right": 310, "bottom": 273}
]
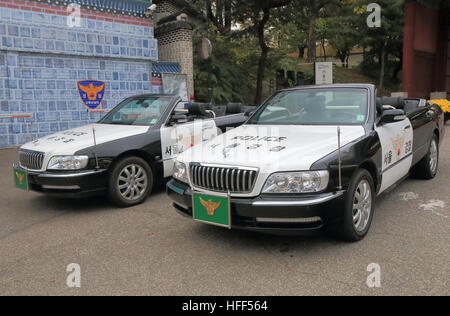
[
  {"left": 157, "top": 25, "right": 194, "bottom": 97},
  {"left": 0, "top": 0, "right": 158, "bottom": 149},
  {"left": 155, "top": 1, "right": 180, "bottom": 22}
]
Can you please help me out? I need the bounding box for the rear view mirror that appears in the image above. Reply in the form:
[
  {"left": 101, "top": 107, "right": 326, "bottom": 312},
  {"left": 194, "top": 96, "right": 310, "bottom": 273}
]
[
  {"left": 379, "top": 109, "right": 406, "bottom": 125},
  {"left": 169, "top": 114, "right": 188, "bottom": 125}
]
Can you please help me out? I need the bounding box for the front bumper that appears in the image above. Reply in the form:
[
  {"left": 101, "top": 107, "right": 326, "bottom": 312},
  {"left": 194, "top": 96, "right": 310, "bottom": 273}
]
[
  {"left": 13, "top": 163, "right": 108, "bottom": 198},
  {"left": 167, "top": 179, "right": 347, "bottom": 235}
]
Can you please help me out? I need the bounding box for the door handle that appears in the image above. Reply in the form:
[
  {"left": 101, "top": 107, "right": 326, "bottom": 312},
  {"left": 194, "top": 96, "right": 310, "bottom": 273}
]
[{"left": 404, "top": 126, "right": 411, "bottom": 131}]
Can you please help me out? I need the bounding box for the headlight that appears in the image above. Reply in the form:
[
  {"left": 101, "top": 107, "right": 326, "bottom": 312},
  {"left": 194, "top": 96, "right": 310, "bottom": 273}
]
[
  {"left": 47, "top": 156, "right": 89, "bottom": 170},
  {"left": 262, "top": 171, "right": 329, "bottom": 194},
  {"left": 173, "top": 161, "right": 188, "bottom": 183}
]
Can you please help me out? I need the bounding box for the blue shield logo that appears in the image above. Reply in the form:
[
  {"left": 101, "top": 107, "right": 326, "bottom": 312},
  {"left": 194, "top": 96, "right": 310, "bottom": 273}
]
[{"left": 77, "top": 80, "right": 106, "bottom": 110}]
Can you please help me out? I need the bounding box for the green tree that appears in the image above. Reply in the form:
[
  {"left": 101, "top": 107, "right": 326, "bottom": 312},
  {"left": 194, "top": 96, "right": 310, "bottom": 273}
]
[
  {"left": 234, "top": 0, "right": 292, "bottom": 104},
  {"left": 358, "top": 0, "right": 404, "bottom": 91},
  {"left": 326, "top": 0, "right": 364, "bottom": 68}
]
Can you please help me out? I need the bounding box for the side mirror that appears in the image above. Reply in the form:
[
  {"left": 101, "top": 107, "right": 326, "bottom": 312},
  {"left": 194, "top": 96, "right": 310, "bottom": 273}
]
[
  {"left": 379, "top": 109, "right": 406, "bottom": 125},
  {"left": 244, "top": 111, "right": 254, "bottom": 117},
  {"left": 169, "top": 114, "right": 188, "bottom": 126}
]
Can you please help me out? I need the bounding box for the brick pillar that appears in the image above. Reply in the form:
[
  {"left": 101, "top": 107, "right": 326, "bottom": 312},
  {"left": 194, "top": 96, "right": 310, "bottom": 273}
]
[{"left": 156, "top": 21, "right": 194, "bottom": 97}]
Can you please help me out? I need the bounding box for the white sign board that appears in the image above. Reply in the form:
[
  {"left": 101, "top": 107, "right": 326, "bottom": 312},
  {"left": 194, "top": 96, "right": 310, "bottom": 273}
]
[
  {"left": 162, "top": 73, "right": 188, "bottom": 101},
  {"left": 315, "top": 62, "right": 333, "bottom": 85}
]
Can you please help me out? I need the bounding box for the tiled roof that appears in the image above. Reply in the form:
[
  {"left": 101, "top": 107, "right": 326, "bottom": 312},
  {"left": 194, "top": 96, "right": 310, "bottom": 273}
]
[
  {"left": 33, "top": 0, "right": 152, "bottom": 16},
  {"left": 152, "top": 62, "right": 181, "bottom": 73}
]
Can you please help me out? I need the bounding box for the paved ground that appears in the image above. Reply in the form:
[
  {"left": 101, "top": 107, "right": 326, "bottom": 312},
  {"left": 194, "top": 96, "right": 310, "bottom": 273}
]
[{"left": 0, "top": 129, "right": 449, "bottom": 296}]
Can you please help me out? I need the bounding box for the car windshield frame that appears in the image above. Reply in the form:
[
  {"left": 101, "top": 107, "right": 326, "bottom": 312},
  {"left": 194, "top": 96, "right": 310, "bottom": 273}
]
[
  {"left": 98, "top": 96, "right": 174, "bottom": 127},
  {"left": 247, "top": 87, "right": 370, "bottom": 126}
]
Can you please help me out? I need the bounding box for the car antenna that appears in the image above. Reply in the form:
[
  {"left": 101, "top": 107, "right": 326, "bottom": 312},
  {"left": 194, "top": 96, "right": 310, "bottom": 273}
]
[
  {"left": 337, "top": 126, "right": 343, "bottom": 190},
  {"left": 92, "top": 126, "right": 100, "bottom": 170}
]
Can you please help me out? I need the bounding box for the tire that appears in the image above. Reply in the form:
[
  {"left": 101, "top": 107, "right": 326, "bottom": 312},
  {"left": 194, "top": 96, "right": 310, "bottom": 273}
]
[
  {"left": 107, "top": 156, "right": 153, "bottom": 207},
  {"left": 330, "top": 169, "right": 375, "bottom": 242},
  {"left": 413, "top": 135, "right": 439, "bottom": 180}
]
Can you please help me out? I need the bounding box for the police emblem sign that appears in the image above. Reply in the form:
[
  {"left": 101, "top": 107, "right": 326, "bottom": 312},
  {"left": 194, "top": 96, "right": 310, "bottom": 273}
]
[{"left": 77, "top": 80, "right": 106, "bottom": 110}]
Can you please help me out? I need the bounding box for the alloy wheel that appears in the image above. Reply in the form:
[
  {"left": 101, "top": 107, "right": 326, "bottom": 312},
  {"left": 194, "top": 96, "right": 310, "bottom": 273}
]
[
  {"left": 352, "top": 179, "right": 372, "bottom": 233},
  {"left": 117, "top": 164, "right": 148, "bottom": 201}
]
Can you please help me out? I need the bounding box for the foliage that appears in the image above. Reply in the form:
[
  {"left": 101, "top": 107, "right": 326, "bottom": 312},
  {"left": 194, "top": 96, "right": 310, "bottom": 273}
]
[
  {"left": 193, "top": 28, "right": 254, "bottom": 104},
  {"left": 191, "top": 0, "right": 407, "bottom": 104},
  {"left": 429, "top": 100, "right": 450, "bottom": 113}
]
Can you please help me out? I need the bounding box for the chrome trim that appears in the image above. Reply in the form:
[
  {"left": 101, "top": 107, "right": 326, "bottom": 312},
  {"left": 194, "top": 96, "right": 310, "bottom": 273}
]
[
  {"left": 252, "top": 191, "right": 345, "bottom": 207},
  {"left": 189, "top": 163, "right": 259, "bottom": 194},
  {"left": 220, "top": 168, "right": 225, "bottom": 191},
  {"left": 230, "top": 169, "right": 235, "bottom": 191},
  {"left": 19, "top": 149, "right": 45, "bottom": 170},
  {"left": 37, "top": 170, "right": 106, "bottom": 178},
  {"left": 42, "top": 185, "right": 81, "bottom": 190},
  {"left": 194, "top": 163, "right": 259, "bottom": 171},
  {"left": 256, "top": 217, "right": 322, "bottom": 223}
]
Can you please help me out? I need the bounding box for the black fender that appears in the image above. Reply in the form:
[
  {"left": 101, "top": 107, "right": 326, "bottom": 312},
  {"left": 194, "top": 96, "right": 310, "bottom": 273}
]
[{"left": 310, "top": 131, "right": 383, "bottom": 194}]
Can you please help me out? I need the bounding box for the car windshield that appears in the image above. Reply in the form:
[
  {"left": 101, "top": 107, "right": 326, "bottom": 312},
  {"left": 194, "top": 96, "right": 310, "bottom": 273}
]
[
  {"left": 248, "top": 88, "right": 369, "bottom": 125},
  {"left": 99, "top": 97, "right": 172, "bottom": 126}
]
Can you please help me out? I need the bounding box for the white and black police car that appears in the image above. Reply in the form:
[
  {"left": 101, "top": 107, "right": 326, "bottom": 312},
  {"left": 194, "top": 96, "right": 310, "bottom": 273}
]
[
  {"left": 167, "top": 84, "right": 445, "bottom": 241},
  {"left": 13, "top": 95, "right": 251, "bottom": 207}
]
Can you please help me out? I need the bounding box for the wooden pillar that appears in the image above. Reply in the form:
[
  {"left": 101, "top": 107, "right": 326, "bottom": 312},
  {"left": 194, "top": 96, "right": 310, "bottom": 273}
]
[{"left": 402, "top": 2, "right": 417, "bottom": 97}]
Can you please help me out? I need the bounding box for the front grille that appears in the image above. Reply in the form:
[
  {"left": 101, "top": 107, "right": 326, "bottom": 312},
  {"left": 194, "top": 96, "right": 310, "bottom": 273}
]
[
  {"left": 19, "top": 150, "right": 45, "bottom": 170},
  {"left": 190, "top": 164, "right": 258, "bottom": 193}
]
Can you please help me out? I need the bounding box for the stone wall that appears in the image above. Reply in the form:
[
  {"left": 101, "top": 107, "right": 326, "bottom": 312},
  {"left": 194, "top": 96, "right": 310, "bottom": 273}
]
[{"left": 0, "top": 0, "right": 158, "bottom": 149}]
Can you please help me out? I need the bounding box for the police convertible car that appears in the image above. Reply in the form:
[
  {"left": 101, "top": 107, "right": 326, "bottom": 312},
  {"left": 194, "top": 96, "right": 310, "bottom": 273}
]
[
  {"left": 167, "top": 84, "right": 445, "bottom": 241},
  {"left": 13, "top": 95, "right": 251, "bottom": 206}
]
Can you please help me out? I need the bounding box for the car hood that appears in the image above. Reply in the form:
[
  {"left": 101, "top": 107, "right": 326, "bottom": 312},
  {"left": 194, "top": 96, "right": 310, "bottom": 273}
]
[
  {"left": 179, "top": 124, "right": 366, "bottom": 172},
  {"left": 21, "top": 124, "right": 150, "bottom": 155}
]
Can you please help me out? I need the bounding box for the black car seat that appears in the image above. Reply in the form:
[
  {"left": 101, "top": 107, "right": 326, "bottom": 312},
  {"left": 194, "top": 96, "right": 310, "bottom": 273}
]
[
  {"left": 380, "top": 97, "right": 405, "bottom": 110},
  {"left": 403, "top": 99, "right": 421, "bottom": 113},
  {"left": 376, "top": 98, "right": 383, "bottom": 114},
  {"left": 188, "top": 103, "right": 207, "bottom": 120},
  {"left": 226, "top": 103, "right": 243, "bottom": 115}
]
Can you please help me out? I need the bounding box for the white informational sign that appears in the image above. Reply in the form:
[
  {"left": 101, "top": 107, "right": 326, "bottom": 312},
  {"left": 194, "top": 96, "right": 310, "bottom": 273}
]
[
  {"left": 315, "top": 62, "right": 333, "bottom": 85},
  {"left": 162, "top": 73, "right": 188, "bottom": 101}
]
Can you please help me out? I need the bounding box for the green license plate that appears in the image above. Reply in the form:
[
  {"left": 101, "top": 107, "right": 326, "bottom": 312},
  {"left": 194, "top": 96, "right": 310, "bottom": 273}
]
[
  {"left": 13, "top": 168, "right": 29, "bottom": 191},
  {"left": 192, "top": 192, "right": 231, "bottom": 229}
]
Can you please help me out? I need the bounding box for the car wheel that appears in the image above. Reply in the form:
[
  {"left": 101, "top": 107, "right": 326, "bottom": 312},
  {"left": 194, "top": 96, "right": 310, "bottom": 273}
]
[
  {"left": 331, "top": 169, "right": 375, "bottom": 242},
  {"left": 107, "top": 156, "right": 153, "bottom": 207},
  {"left": 413, "top": 135, "right": 439, "bottom": 180}
]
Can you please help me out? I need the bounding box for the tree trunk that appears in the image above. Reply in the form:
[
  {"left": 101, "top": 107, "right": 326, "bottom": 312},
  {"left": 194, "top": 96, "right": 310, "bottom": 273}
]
[
  {"left": 321, "top": 40, "right": 327, "bottom": 61},
  {"left": 379, "top": 45, "right": 387, "bottom": 92},
  {"left": 298, "top": 46, "right": 307, "bottom": 60},
  {"left": 392, "top": 54, "right": 402, "bottom": 81},
  {"left": 254, "top": 8, "right": 271, "bottom": 105},
  {"left": 307, "top": 14, "right": 317, "bottom": 63},
  {"left": 216, "top": 0, "right": 224, "bottom": 26},
  {"left": 224, "top": 0, "right": 232, "bottom": 34}
]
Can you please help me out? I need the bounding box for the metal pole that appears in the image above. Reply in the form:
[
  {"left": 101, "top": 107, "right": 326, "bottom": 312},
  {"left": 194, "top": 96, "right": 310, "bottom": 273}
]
[
  {"left": 337, "top": 126, "right": 342, "bottom": 190},
  {"left": 92, "top": 126, "right": 100, "bottom": 169},
  {"left": 206, "top": 0, "right": 213, "bottom": 104}
]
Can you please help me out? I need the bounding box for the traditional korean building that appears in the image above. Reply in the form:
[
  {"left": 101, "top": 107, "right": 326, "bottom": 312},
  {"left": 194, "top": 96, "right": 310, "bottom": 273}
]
[
  {"left": 0, "top": 0, "right": 196, "bottom": 148},
  {"left": 403, "top": 0, "right": 449, "bottom": 99}
]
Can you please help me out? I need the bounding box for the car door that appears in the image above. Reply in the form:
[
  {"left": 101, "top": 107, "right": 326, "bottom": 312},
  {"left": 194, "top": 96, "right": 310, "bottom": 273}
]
[
  {"left": 375, "top": 117, "right": 414, "bottom": 194},
  {"left": 408, "top": 105, "right": 435, "bottom": 165},
  {"left": 160, "top": 119, "right": 219, "bottom": 178}
]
